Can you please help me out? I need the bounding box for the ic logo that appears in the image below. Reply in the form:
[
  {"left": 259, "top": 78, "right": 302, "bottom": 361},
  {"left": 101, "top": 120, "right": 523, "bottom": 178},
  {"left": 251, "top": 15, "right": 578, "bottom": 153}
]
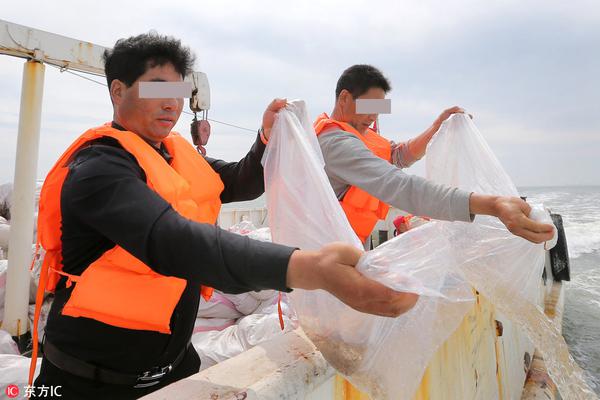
[{"left": 5, "top": 384, "right": 19, "bottom": 398}]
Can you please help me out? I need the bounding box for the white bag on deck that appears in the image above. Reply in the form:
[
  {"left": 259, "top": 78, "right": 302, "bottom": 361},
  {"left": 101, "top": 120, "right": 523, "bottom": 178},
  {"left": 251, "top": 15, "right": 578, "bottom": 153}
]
[
  {"left": 0, "top": 260, "right": 7, "bottom": 322},
  {"left": 0, "top": 329, "right": 18, "bottom": 355},
  {"left": 0, "top": 217, "right": 9, "bottom": 254},
  {"left": 192, "top": 300, "right": 295, "bottom": 370},
  {"left": 192, "top": 220, "right": 296, "bottom": 369},
  {"left": 0, "top": 331, "right": 41, "bottom": 393},
  {"left": 263, "top": 102, "right": 594, "bottom": 399},
  {"left": 0, "top": 183, "right": 12, "bottom": 221},
  {"left": 0, "top": 355, "right": 41, "bottom": 387}
]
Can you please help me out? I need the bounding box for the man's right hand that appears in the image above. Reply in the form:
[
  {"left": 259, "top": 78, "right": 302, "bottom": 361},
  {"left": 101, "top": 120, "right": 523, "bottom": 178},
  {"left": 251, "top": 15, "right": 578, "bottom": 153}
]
[{"left": 286, "top": 243, "right": 419, "bottom": 317}]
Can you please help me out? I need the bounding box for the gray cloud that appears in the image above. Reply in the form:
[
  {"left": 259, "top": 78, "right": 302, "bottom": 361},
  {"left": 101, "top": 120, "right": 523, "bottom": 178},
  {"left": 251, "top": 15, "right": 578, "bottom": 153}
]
[{"left": 1, "top": 0, "right": 598, "bottom": 186}]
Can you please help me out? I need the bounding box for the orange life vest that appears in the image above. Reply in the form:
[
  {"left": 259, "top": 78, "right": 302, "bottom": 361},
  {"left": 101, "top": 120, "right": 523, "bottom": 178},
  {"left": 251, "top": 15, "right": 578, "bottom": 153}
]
[
  {"left": 29, "top": 123, "right": 224, "bottom": 384},
  {"left": 314, "top": 113, "right": 392, "bottom": 243}
]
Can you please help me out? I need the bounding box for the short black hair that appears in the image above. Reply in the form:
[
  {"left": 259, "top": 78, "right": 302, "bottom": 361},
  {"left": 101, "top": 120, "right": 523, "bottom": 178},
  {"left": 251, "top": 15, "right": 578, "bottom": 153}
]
[
  {"left": 335, "top": 64, "right": 391, "bottom": 99},
  {"left": 103, "top": 32, "right": 195, "bottom": 88}
]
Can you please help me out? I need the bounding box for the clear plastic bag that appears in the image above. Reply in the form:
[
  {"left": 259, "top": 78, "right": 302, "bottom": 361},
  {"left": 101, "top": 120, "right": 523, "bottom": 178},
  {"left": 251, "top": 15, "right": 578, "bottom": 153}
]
[
  {"left": 425, "top": 115, "right": 595, "bottom": 399},
  {"left": 263, "top": 104, "right": 595, "bottom": 399},
  {"left": 263, "top": 101, "right": 473, "bottom": 398},
  {"left": 262, "top": 101, "right": 363, "bottom": 252}
]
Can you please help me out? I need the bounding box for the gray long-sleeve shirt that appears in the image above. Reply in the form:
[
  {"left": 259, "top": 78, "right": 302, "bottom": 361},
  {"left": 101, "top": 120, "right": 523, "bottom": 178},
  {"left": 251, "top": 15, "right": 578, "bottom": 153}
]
[{"left": 317, "top": 128, "right": 473, "bottom": 223}]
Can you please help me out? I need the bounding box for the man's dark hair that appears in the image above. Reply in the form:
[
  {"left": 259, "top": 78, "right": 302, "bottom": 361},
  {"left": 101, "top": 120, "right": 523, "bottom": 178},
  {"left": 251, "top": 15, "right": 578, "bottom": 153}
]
[
  {"left": 335, "top": 64, "right": 391, "bottom": 99},
  {"left": 103, "top": 32, "right": 195, "bottom": 88}
]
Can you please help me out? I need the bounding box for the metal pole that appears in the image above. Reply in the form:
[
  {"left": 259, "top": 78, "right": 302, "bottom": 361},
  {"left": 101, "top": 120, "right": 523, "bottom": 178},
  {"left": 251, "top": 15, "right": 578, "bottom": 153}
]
[{"left": 2, "top": 59, "right": 44, "bottom": 338}]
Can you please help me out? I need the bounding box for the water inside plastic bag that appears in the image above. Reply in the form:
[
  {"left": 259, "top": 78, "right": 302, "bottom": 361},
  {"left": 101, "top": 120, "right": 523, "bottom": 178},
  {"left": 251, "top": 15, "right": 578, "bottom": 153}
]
[{"left": 263, "top": 101, "right": 596, "bottom": 399}]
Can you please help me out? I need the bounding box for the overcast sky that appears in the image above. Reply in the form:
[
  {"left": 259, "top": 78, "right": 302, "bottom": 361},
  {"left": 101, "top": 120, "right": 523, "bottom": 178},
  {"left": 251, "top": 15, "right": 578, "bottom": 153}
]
[{"left": 1, "top": 0, "right": 599, "bottom": 187}]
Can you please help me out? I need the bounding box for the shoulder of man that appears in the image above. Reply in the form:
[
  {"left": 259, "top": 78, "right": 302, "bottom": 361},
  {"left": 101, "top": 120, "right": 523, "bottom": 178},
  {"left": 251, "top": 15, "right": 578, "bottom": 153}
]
[
  {"left": 68, "top": 136, "right": 144, "bottom": 180},
  {"left": 317, "top": 128, "right": 363, "bottom": 142},
  {"left": 316, "top": 128, "right": 369, "bottom": 152}
]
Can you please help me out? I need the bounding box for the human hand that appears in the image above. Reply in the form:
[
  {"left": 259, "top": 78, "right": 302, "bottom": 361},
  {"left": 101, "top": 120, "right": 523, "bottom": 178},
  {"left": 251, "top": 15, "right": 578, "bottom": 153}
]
[
  {"left": 262, "top": 98, "right": 288, "bottom": 140},
  {"left": 493, "top": 197, "right": 555, "bottom": 243},
  {"left": 436, "top": 106, "right": 473, "bottom": 124},
  {"left": 287, "top": 243, "right": 419, "bottom": 317},
  {"left": 470, "top": 194, "right": 555, "bottom": 244}
]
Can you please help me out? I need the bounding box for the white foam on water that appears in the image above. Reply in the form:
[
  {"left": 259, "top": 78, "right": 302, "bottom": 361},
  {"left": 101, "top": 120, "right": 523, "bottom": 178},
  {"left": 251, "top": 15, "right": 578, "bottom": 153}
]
[
  {"left": 565, "top": 221, "right": 600, "bottom": 259},
  {"left": 521, "top": 187, "right": 600, "bottom": 259}
]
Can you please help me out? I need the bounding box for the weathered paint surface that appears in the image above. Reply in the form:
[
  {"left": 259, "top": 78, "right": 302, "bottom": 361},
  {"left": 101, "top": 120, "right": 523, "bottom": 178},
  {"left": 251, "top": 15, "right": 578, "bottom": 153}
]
[
  {"left": 0, "top": 19, "right": 107, "bottom": 74},
  {"left": 521, "top": 350, "right": 558, "bottom": 400},
  {"left": 336, "top": 291, "right": 539, "bottom": 400},
  {"left": 414, "top": 293, "right": 502, "bottom": 400},
  {"left": 142, "top": 329, "right": 335, "bottom": 400},
  {"left": 521, "top": 281, "right": 563, "bottom": 400},
  {"left": 146, "top": 281, "right": 559, "bottom": 400},
  {"left": 334, "top": 375, "right": 370, "bottom": 400},
  {"left": 2, "top": 60, "right": 45, "bottom": 337}
]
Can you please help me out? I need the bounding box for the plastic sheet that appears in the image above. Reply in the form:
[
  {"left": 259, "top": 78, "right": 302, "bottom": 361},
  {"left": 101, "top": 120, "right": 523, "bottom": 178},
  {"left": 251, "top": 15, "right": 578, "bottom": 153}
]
[
  {"left": 0, "top": 355, "right": 41, "bottom": 387},
  {"left": 228, "top": 218, "right": 272, "bottom": 242},
  {"left": 0, "top": 331, "right": 41, "bottom": 393},
  {"left": 264, "top": 101, "right": 471, "bottom": 398},
  {"left": 0, "top": 329, "right": 18, "bottom": 355},
  {"left": 263, "top": 103, "right": 595, "bottom": 399},
  {"left": 425, "top": 115, "right": 596, "bottom": 399},
  {"left": 192, "top": 301, "right": 296, "bottom": 371}
]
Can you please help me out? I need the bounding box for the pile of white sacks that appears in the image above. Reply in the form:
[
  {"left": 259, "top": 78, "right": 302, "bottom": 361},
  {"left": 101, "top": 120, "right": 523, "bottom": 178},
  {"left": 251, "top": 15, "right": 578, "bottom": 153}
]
[
  {"left": 0, "top": 183, "right": 15, "bottom": 257},
  {"left": 0, "top": 246, "right": 46, "bottom": 388},
  {"left": 0, "top": 213, "right": 294, "bottom": 387},
  {"left": 192, "top": 219, "right": 296, "bottom": 370}
]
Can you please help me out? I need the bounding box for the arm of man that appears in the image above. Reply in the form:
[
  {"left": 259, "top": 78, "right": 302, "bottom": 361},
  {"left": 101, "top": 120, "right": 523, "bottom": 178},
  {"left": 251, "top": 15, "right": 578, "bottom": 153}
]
[
  {"left": 390, "top": 140, "right": 418, "bottom": 169},
  {"left": 319, "top": 131, "right": 472, "bottom": 222},
  {"left": 204, "top": 132, "right": 266, "bottom": 204},
  {"left": 64, "top": 142, "right": 419, "bottom": 316},
  {"left": 319, "top": 131, "right": 554, "bottom": 243},
  {"left": 202, "top": 98, "right": 288, "bottom": 204},
  {"left": 397, "top": 106, "right": 469, "bottom": 163},
  {"left": 63, "top": 143, "right": 291, "bottom": 293}
]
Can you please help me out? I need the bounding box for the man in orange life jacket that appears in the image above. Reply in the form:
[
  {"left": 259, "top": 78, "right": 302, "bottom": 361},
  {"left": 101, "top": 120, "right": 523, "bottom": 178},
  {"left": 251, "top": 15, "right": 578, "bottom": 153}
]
[
  {"left": 31, "top": 36, "right": 418, "bottom": 399},
  {"left": 315, "top": 64, "right": 555, "bottom": 247}
]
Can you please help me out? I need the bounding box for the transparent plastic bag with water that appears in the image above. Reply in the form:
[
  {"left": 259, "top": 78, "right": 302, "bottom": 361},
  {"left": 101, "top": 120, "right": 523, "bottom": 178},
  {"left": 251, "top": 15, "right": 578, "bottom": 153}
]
[{"left": 263, "top": 102, "right": 595, "bottom": 399}]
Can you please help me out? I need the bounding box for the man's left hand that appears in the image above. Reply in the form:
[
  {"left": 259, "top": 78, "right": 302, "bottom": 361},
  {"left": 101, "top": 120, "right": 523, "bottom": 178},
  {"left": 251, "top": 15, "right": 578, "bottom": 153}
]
[
  {"left": 262, "top": 98, "right": 288, "bottom": 140},
  {"left": 470, "top": 194, "right": 555, "bottom": 244},
  {"left": 436, "top": 106, "right": 473, "bottom": 124}
]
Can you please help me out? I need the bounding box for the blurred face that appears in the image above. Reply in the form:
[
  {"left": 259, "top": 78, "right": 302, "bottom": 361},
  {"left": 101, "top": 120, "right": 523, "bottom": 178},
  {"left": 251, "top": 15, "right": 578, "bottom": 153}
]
[
  {"left": 337, "top": 87, "right": 386, "bottom": 134},
  {"left": 110, "top": 62, "right": 184, "bottom": 145}
]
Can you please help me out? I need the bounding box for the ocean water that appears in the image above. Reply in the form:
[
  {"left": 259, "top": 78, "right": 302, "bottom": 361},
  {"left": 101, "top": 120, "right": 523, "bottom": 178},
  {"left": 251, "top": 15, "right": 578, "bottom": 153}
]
[{"left": 520, "top": 186, "right": 600, "bottom": 394}]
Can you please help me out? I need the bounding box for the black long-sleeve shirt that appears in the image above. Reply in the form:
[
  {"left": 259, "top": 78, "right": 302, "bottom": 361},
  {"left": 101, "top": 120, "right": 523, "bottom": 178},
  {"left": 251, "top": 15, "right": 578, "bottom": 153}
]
[{"left": 44, "top": 128, "right": 294, "bottom": 374}]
